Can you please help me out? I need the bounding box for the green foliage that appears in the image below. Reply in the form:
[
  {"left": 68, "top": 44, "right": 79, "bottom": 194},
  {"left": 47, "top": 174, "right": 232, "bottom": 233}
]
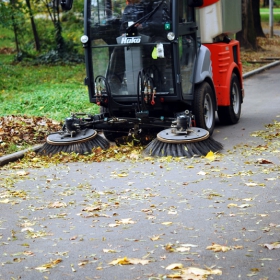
[{"left": 0, "top": 0, "right": 85, "bottom": 62}]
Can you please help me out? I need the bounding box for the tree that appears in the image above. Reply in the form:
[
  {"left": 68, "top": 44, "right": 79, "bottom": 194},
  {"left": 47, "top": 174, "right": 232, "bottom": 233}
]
[
  {"left": 0, "top": 0, "right": 25, "bottom": 55},
  {"left": 26, "top": 0, "right": 40, "bottom": 51},
  {"left": 252, "top": 0, "right": 265, "bottom": 37},
  {"left": 263, "top": 0, "right": 269, "bottom": 7},
  {"left": 236, "top": 0, "right": 257, "bottom": 49},
  {"left": 43, "top": 0, "right": 65, "bottom": 52}
]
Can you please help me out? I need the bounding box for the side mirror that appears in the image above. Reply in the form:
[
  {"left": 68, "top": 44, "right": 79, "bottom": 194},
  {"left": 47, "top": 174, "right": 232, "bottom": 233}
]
[
  {"left": 61, "top": 0, "right": 73, "bottom": 11},
  {"left": 188, "top": 0, "right": 203, "bottom": 7}
]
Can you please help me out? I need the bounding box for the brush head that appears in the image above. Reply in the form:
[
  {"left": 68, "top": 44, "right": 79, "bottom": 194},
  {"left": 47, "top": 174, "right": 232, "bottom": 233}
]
[
  {"left": 144, "top": 127, "right": 223, "bottom": 157},
  {"left": 38, "top": 129, "right": 110, "bottom": 156}
]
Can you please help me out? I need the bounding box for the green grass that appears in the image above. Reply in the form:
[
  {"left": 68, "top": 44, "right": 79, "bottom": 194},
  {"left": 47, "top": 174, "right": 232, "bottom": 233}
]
[
  {"left": 260, "top": 8, "right": 280, "bottom": 22},
  {"left": 0, "top": 20, "right": 99, "bottom": 122},
  {"left": 0, "top": 55, "right": 99, "bottom": 121},
  {"left": 0, "top": 27, "right": 15, "bottom": 49}
]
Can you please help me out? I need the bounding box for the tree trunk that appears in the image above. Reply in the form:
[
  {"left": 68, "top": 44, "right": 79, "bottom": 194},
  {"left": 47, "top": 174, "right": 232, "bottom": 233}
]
[
  {"left": 25, "top": 0, "right": 41, "bottom": 51},
  {"left": 9, "top": 0, "right": 20, "bottom": 55},
  {"left": 252, "top": 0, "right": 266, "bottom": 37},
  {"left": 236, "top": 0, "right": 257, "bottom": 49},
  {"left": 263, "top": 0, "right": 269, "bottom": 7},
  {"left": 11, "top": 15, "right": 20, "bottom": 54}
]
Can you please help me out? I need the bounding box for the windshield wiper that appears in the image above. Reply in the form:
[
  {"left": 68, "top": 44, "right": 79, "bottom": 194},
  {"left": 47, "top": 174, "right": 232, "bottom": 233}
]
[{"left": 126, "top": 0, "right": 164, "bottom": 36}]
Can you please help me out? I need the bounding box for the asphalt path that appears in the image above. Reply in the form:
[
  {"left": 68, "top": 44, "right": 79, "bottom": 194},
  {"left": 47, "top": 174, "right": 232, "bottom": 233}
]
[{"left": 1, "top": 65, "right": 280, "bottom": 280}]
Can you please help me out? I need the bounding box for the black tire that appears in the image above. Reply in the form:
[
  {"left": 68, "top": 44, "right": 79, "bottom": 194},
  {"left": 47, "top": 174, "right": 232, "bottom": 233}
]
[
  {"left": 218, "top": 73, "right": 242, "bottom": 125},
  {"left": 193, "top": 81, "right": 216, "bottom": 135}
]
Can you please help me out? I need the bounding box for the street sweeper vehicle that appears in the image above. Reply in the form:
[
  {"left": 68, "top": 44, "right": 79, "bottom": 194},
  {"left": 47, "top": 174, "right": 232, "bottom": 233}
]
[{"left": 39, "top": 0, "right": 244, "bottom": 157}]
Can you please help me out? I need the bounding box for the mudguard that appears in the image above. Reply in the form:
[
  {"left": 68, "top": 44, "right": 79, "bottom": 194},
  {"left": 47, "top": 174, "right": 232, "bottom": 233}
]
[{"left": 193, "top": 45, "right": 213, "bottom": 84}]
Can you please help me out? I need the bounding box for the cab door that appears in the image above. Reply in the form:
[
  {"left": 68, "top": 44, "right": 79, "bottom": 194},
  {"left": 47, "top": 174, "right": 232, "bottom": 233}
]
[{"left": 176, "top": 0, "right": 199, "bottom": 100}]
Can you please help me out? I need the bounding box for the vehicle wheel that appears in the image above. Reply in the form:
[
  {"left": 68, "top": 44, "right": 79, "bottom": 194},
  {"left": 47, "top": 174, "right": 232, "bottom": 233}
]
[
  {"left": 193, "top": 81, "right": 215, "bottom": 135},
  {"left": 218, "top": 73, "right": 242, "bottom": 125}
]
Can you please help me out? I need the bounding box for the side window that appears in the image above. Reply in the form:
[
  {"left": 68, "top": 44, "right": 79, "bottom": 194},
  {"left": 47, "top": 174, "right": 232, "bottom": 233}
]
[
  {"left": 179, "top": 35, "right": 195, "bottom": 94},
  {"left": 179, "top": 0, "right": 193, "bottom": 23}
]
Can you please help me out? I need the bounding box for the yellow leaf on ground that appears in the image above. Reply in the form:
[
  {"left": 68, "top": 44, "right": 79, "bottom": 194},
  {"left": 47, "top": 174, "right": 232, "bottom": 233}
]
[
  {"left": 150, "top": 234, "right": 162, "bottom": 241},
  {"left": 48, "top": 201, "right": 66, "bottom": 208},
  {"left": 206, "top": 243, "right": 231, "bottom": 252},
  {"left": 166, "top": 274, "right": 182, "bottom": 278},
  {"left": 166, "top": 263, "right": 184, "bottom": 270},
  {"left": 109, "top": 257, "right": 149, "bottom": 265},
  {"left": 35, "top": 259, "right": 62, "bottom": 270},
  {"left": 182, "top": 266, "right": 222, "bottom": 279},
  {"left": 103, "top": 249, "right": 117, "bottom": 253},
  {"left": 227, "top": 203, "right": 238, "bottom": 208},
  {"left": 162, "top": 222, "right": 173, "bottom": 226},
  {"left": 205, "top": 151, "right": 215, "bottom": 160},
  {"left": 109, "top": 257, "right": 131, "bottom": 265},
  {"left": 117, "top": 173, "right": 128, "bottom": 177}
]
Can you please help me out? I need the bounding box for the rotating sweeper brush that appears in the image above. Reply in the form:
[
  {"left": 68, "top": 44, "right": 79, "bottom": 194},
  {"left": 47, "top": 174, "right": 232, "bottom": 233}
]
[
  {"left": 38, "top": 115, "right": 110, "bottom": 156},
  {"left": 144, "top": 113, "right": 223, "bottom": 157},
  {"left": 38, "top": 111, "right": 222, "bottom": 158}
]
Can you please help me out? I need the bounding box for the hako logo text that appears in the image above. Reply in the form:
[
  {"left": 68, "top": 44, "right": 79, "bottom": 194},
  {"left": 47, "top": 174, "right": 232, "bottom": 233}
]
[{"left": 121, "top": 37, "right": 141, "bottom": 44}]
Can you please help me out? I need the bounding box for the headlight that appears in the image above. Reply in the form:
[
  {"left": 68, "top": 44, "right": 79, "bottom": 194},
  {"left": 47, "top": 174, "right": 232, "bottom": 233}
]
[
  {"left": 81, "top": 35, "right": 89, "bottom": 44},
  {"left": 167, "top": 32, "right": 175, "bottom": 41}
]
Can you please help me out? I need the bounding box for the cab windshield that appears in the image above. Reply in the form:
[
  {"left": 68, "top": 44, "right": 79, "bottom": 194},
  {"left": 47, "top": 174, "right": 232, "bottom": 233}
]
[{"left": 89, "top": 0, "right": 195, "bottom": 97}]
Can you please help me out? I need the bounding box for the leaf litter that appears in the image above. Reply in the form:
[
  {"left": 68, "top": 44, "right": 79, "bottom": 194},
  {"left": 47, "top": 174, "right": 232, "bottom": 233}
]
[{"left": 2, "top": 112, "right": 280, "bottom": 278}]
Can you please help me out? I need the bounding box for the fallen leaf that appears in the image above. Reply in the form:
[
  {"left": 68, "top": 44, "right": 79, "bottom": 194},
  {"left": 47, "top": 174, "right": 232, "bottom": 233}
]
[
  {"left": 264, "top": 242, "right": 280, "bottom": 250},
  {"left": 205, "top": 151, "right": 215, "bottom": 161},
  {"left": 150, "top": 235, "right": 162, "bottom": 241},
  {"left": 78, "top": 260, "right": 89, "bottom": 266},
  {"left": 35, "top": 259, "right": 62, "bottom": 270},
  {"left": 82, "top": 206, "right": 101, "bottom": 212},
  {"left": 166, "top": 263, "right": 184, "bottom": 270},
  {"left": 108, "top": 223, "right": 119, "bottom": 228},
  {"left": 256, "top": 158, "right": 273, "bottom": 164},
  {"left": 109, "top": 257, "right": 149, "bottom": 265},
  {"left": 206, "top": 243, "right": 231, "bottom": 252},
  {"left": 238, "top": 204, "right": 251, "bottom": 208},
  {"left": 16, "top": 171, "right": 29, "bottom": 176},
  {"left": 103, "top": 249, "right": 118, "bottom": 253},
  {"left": 117, "top": 173, "right": 128, "bottom": 177},
  {"left": 227, "top": 203, "right": 238, "bottom": 208},
  {"left": 116, "top": 218, "right": 136, "bottom": 225},
  {"left": 197, "top": 171, "right": 207, "bottom": 176},
  {"left": 48, "top": 201, "right": 66, "bottom": 208},
  {"left": 166, "top": 274, "right": 182, "bottom": 278},
  {"left": 181, "top": 244, "right": 198, "bottom": 248},
  {"left": 175, "top": 247, "right": 190, "bottom": 253},
  {"left": 0, "top": 198, "right": 11, "bottom": 204},
  {"left": 182, "top": 266, "right": 222, "bottom": 279},
  {"left": 69, "top": 236, "right": 78, "bottom": 240},
  {"left": 245, "top": 182, "right": 258, "bottom": 187},
  {"left": 162, "top": 222, "right": 173, "bottom": 226}
]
